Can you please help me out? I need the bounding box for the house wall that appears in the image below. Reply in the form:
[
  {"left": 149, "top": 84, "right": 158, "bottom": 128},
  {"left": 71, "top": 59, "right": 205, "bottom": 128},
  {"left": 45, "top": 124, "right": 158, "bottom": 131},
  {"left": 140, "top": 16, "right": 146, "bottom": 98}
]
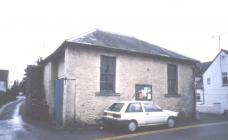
[
  {"left": 43, "top": 61, "right": 53, "bottom": 117},
  {"left": 64, "top": 46, "right": 195, "bottom": 125},
  {"left": 43, "top": 53, "right": 65, "bottom": 119},
  {"left": 198, "top": 52, "right": 228, "bottom": 113},
  {"left": 0, "top": 81, "right": 7, "bottom": 92}
]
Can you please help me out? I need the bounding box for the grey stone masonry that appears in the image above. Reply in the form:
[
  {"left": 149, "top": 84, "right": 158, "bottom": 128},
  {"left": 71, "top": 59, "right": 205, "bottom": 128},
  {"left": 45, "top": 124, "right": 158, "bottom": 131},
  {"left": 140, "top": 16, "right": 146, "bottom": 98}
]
[{"left": 58, "top": 45, "right": 195, "bottom": 125}]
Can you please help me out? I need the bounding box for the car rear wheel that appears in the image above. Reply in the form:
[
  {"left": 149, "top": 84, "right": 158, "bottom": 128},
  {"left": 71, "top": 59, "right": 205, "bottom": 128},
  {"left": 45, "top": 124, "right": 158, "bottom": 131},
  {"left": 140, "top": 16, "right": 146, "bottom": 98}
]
[
  {"left": 167, "top": 117, "right": 175, "bottom": 128},
  {"left": 127, "top": 121, "right": 137, "bottom": 132}
]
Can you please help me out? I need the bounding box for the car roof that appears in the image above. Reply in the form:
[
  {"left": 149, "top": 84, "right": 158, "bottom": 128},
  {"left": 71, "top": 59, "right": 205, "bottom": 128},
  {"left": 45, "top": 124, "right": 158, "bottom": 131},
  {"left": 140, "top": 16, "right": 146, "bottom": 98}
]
[{"left": 115, "top": 100, "right": 153, "bottom": 104}]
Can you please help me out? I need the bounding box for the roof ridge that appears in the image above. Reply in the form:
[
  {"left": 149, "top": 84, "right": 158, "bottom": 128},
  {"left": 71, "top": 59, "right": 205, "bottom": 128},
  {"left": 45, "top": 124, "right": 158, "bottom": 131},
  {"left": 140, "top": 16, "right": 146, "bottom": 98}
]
[
  {"left": 69, "top": 28, "right": 156, "bottom": 47},
  {"left": 221, "top": 49, "right": 228, "bottom": 54},
  {"left": 94, "top": 29, "right": 138, "bottom": 40},
  {"left": 221, "top": 49, "right": 228, "bottom": 51},
  {"left": 199, "top": 61, "right": 212, "bottom": 64},
  {"left": 64, "top": 29, "right": 198, "bottom": 63},
  {"left": 94, "top": 30, "right": 177, "bottom": 53},
  {"left": 67, "top": 29, "right": 98, "bottom": 42}
]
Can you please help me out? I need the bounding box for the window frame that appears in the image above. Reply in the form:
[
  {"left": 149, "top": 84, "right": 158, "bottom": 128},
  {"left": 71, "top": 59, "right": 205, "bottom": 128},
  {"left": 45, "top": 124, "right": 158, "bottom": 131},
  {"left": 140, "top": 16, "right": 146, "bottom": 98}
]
[
  {"left": 107, "top": 103, "right": 124, "bottom": 112},
  {"left": 207, "top": 78, "right": 211, "bottom": 85},
  {"left": 167, "top": 64, "right": 178, "bottom": 95},
  {"left": 125, "top": 103, "right": 143, "bottom": 113},
  {"left": 143, "top": 103, "right": 162, "bottom": 112},
  {"left": 196, "top": 93, "right": 201, "bottom": 102},
  {"left": 100, "top": 55, "right": 116, "bottom": 94},
  {"left": 222, "top": 72, "right": 228, "bottom": 86}
]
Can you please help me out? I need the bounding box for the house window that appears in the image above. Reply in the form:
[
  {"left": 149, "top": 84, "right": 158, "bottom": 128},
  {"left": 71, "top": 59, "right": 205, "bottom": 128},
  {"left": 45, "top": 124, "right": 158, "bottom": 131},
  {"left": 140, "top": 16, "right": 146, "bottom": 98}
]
[
  {"left": 207, "top": 78, "right": 211, "bottom": 85},
  {"left": 167, "top": 64, "right": 178, "bottom": 94},
  {"left": 135, "top": 84, "right": 152, "bottom": 101},
  {"left": 222, "top": 72, "right": 228, "bottom": 86},
  {"left": 100, "top": 56, "right": 116, "bottom": 93},
  {"left": 196, "top": 93, "right": 201, "bottom": 102}
]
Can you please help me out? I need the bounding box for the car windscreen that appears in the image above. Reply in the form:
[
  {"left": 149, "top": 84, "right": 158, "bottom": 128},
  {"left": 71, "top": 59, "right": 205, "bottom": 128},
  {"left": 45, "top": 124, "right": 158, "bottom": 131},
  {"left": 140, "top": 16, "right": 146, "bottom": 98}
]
[{"left": 107, "top": 103, "right": 124, "bottom": 112}]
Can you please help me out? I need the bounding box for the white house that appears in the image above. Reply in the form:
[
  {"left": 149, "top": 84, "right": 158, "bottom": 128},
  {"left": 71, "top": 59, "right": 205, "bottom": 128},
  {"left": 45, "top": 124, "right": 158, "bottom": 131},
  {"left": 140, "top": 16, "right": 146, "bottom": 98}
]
[{"left": 195, "top": 49, "right": 228, "bottom": 114}]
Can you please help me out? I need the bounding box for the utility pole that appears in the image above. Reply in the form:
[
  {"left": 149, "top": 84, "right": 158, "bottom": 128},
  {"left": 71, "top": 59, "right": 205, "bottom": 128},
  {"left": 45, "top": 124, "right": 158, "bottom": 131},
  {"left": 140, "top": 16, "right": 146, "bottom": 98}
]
[{"left": 212, "top": 32, "right": 228, "bottom": 50}]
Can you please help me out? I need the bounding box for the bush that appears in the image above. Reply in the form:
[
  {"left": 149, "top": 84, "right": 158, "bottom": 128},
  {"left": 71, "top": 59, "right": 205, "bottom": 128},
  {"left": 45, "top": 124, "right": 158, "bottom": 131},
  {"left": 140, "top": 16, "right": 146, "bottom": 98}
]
[{"left": 0, "top": 91, "right": 17, "bottom": 105}]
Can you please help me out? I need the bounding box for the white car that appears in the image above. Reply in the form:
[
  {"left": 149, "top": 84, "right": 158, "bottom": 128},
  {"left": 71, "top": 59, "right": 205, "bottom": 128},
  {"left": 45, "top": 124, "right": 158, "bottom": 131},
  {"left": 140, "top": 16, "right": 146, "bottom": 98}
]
[{"left": 101, "top": 101, "right": 178, "bottom": 132}]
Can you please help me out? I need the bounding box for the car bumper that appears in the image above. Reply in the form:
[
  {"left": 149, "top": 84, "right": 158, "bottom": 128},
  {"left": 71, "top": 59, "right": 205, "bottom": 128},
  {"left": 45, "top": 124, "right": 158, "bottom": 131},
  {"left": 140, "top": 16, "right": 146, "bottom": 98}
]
[{"left": 101, "top": 117, "right": 129, "bottom": 127}]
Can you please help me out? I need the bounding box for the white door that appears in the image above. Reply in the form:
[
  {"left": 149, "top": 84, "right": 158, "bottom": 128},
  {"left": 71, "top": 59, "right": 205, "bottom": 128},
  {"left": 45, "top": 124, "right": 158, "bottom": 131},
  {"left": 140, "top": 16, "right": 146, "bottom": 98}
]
[
  {"left": 125, "top": 103, "right": 146, "bottom": 125},
  {"left": 143, "top": 103, "right": 167, "bottom": 124}
]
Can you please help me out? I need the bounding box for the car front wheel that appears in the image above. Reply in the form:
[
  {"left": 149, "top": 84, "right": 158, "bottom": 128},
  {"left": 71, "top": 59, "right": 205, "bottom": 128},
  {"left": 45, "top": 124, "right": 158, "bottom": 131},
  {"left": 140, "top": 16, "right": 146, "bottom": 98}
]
[
  {"left": 127, "top": 121, "right": 137, "bottom": 132},
  {"left": 167, "top": 117, "right": 175, "bottom": 128}
]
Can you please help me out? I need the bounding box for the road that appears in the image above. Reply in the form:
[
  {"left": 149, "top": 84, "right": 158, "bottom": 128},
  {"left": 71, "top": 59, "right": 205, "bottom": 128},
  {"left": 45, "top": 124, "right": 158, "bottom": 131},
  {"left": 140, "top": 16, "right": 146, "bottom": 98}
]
[
  {"left": 0, "top": 98, "right": 113, "bottom": 140},
  {"left": 1, "top": 98, "right": 228, "bottom": 140},
  {"left": 129, "top": 123, "right": 228, "bottom": 140},
  {"left": 99, "top": 121, "right": 228, "bottom": 140},
  {"left": 0, "top": 96, "right": 31, "bottom": 140}
]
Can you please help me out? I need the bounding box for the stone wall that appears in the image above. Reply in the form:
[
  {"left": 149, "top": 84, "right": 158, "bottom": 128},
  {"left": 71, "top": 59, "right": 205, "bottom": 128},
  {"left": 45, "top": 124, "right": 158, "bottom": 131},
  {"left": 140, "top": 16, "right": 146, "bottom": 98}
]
[
  {"left": 64, "top": 46, "right": 195, "bottom": 125},
  {"left": 43, "top": 53, "right": 65, "bottom": 120}
]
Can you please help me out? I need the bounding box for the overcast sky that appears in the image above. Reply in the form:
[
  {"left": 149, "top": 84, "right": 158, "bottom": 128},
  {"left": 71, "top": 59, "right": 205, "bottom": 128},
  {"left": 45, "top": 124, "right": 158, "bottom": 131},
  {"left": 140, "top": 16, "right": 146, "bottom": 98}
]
[{"left": 1, "top": 0, "right": 228, "bottom": 83}]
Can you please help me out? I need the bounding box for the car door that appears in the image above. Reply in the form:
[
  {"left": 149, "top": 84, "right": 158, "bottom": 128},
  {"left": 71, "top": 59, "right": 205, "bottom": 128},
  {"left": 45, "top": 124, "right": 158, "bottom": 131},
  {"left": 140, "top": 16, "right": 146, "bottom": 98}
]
[
  {"left": 125, "top": 103, "right": 146, "bottom": 125},
  {"left": 142, "top": 102, "right": 167, "bottom": 124}
]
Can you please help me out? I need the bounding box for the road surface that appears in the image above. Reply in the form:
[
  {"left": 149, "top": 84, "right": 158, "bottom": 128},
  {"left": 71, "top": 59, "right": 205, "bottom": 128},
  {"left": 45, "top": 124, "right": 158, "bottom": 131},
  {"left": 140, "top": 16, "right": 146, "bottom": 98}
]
[
  {"left": 0, "top": 96, "right": 31, "bottom": 140},
  {"left": 99, "top": 121, "right": 228, "bottom": 140},
  {"left": 0, "top": 98, "right": 112, "bottom": 140},
  {"left": 1, "top": 97, "right": 228, "bottom": 140}
]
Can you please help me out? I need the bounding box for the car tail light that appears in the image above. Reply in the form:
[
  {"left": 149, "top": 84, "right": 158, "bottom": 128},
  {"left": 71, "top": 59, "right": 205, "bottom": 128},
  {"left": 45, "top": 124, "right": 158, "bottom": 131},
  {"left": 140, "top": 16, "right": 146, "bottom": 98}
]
[
  {"left": 113, "top": 114, "right": 121, "bottom": 118},
  {"left": 103, "top": 112, "right": 107, "bottom": 116}
]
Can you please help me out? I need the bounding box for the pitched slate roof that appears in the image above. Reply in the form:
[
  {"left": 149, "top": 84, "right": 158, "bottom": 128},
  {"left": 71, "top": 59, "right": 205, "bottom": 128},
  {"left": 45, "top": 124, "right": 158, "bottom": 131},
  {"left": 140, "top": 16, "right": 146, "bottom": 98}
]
[
  {"left": 195, "top": 49, "right": 228, "bottom": 76},
  {"left": 195, "top": 62, "right": 212, "bottom": 76},
  {"left": 67, "top": 29, "right": 198, "bottom": 63},
  {"left": 221, "top": 49, "right": 228, "bottom": 55}
]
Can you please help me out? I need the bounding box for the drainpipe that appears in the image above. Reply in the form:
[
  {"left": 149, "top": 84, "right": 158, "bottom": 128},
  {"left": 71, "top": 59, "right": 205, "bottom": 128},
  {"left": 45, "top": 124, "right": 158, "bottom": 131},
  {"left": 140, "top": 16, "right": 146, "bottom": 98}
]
[
  {"left": 200, "top": 76, "right": 205, "bottom": 105},
  {"left": 74, "top": 79, "right": 76, "bottom": 123},
  {"left": 192, "top": 64, "right": 197, "bottom": 120}
]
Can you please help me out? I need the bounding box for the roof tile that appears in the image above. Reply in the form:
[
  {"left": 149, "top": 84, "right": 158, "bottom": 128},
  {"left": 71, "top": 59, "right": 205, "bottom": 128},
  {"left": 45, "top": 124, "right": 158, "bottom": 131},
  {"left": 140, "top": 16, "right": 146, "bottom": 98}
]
[{"left": 68, "top": 29, "right": 198, "bottom": 62}]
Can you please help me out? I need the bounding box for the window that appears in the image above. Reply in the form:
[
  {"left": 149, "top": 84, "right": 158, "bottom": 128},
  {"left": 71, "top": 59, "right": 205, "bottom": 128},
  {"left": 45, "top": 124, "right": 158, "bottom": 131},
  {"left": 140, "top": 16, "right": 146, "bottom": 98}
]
[
  {"left": 196, "top": 93, "right": 201, "bottom": 102},
  {"left": 100, "top": 56, "right": 116, "bottom": 93},
  {"left": 107, "top": 103, "right": 124, "bottom": 112},
  {"left": 135, "top": 84, "right": 152, "bottom": 101},
  {"left": 126, "top": 103, "right": 143, "bottom": 112},
  {"left": 143, "top": 103, "right": 162, "bottom": 112},
  {"left": 167, "top": 64, "right": 178, "bottom": 94},
  {"left": 207, "top": 78, "right": 211, "bottom": 85},
  {"left": 222, "top": 72, "right": 228, "bottom": 86}
]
